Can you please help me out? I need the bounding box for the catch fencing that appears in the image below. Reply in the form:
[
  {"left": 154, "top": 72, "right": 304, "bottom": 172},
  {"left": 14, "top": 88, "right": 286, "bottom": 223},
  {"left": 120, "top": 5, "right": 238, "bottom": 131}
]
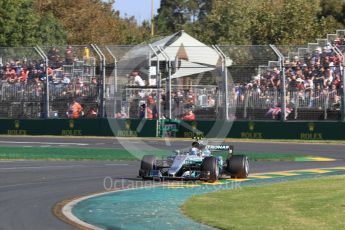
[{"left": 0, "top": 31, "right": 344, "bottom": 121}]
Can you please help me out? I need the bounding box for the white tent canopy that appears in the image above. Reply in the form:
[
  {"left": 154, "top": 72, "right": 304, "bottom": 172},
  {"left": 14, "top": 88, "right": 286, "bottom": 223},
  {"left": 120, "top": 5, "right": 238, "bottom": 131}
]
[
  {"left": 118, "top": 31, "right": 232, "bottom": 79},
  {"left": 151, "top": 31, "right": 232, "bottom": 79},
  {"left": 169, "top": 60, "right": 215, "bottom": 79},
  {"left": 116, "top": 31, "right": 232, "bottom": 119}
]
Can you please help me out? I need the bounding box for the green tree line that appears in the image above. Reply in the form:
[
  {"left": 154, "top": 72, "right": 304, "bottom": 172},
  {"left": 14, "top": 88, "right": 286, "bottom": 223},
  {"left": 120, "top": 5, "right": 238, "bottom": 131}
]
[
  {"left": 0, "top": 0, "right": 344, "bottom": 47},
  {"left": 0, "top": 0, "right": 151, "bottom": 47},
  {"left": 155, "top": 0, "right": 345, "bottom": 45}
]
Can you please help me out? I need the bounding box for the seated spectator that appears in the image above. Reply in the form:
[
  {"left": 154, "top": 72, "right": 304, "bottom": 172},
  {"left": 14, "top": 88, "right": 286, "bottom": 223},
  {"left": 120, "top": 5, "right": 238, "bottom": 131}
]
[
  {"left": 296, "top": 78, "right": 304, "bottom": 90},
  {"left": 288, "top": 75, "right": 298, "bottom": 92},
  {"left": 48, "top": 47, "right": 62, "bottom": 68},
  {"left": 304, "top": 77, "right": 314, "bottom": 97},
  {"left": 115, "top": 111, "right": 127, "bottom": 119},
  {"left": 47, "top": 67, "right": 54, "bottom": 81},
  {"left": 86, "top": 107, "right": 97, "bottom": 118},
  {"left": 270, "top": 73, "right": 280, "bottom": 88},
  {"left": 65, "top": 45, "right": 74, "bottom": 65},
  {"left": 38, "top": 68, "right": 47, "bottom": 81},
  {"left": 266, "top": 106, "right": 292, "bottom": 120},
  {"left": 62, "top": 75, "right": 71, "bottom": 84},
  {"left": 83, "top": 46, "right": 90, "bottom": 61},
  {"left": 91, "top": 77, "right": 98, "bottom": 85},
  {"left": 67, "top": 99, "right": 83, "bottom": 119},
  {"left": 208, "top": 95, "right": 215, "bottom": 107},
  {"left": 4, "top": 66, "right": 11, "bottom": 79},
  {"left": 147, "top": 95, "right": 155, "bottom": 105},
  {"left": 182, "top": 110, "right": 196, "bottom": 121},
  {"left": 19, "top": 67, "right": 29, "bottom": 83},
  {"left": 132, "top": 71, "right": 145, "bottom": 86},
  {"left": 75, "top": 77, "right": 83, "bottom": 95},
  {"left": 27, "top": 68, "right": 38, "bottom": 83},
  {"left": 139, "top": 103, "right": 146, "bottom": 119},
  {"left": 7, "top": 68, "right": 18, "bottom": 84},
  {"left": 146, "top": 106, "right": 154, "bottom": 120},
  {"left": 332, "top": 74, "right": 341, "bottom": 88}
]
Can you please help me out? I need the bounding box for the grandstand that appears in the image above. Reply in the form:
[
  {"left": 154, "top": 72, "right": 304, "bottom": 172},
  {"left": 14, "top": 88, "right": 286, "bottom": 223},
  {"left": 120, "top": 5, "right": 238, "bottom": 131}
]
[{"left": 0, "top": 30, "right": 344, "bottom": 121}]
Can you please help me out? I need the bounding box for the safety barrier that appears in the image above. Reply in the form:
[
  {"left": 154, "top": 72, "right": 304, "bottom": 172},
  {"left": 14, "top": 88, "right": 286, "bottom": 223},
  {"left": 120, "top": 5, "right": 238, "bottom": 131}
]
[{"left": 0, "top": 118, "right": 344, "bottom": 140}]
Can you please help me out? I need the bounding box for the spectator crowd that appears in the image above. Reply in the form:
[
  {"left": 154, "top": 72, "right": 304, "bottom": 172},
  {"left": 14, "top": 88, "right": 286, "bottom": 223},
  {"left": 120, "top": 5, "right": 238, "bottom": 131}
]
[
  {"left": 0, "top": 34, "right": 344, "bottom": 120},
  {"left": 233, "top": 35, "right": 345, "bottom": 120},
  {"left": 122, "top": 69, "right": 217, "bottom": 120},
  {"left": 0, "top": 46, "right": 100, "bottom": 118}
]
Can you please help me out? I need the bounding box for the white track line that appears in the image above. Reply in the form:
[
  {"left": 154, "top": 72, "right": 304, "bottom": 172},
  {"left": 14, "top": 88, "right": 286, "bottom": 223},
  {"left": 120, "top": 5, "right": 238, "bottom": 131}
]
[
  {"left": 0, "top": 165, "right": 85, "bottom": 170},
  {"left": 104, "top": 163, "right": 130, "bottom": 166},
  {"left": 0, "top": 163, "right": 129, "bottom": 171},
  {"left": 0, "top": 181, "right": 48, "bottom": 189},
  {"left": 63, "top": 196, "right": 104, "bottom": 230},
  {"left": 62, "top": 185, "right": 157, "bottom": 230},
  {"left": 0, "top": 141, "right": 89, "bottom": 146}
]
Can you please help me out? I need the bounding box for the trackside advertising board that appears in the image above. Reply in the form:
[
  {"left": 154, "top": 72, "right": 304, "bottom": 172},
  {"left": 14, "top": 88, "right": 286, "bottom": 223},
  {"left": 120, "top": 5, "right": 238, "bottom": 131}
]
[{"left": 0, "top": 119, "right": 344, "bottom": 140}]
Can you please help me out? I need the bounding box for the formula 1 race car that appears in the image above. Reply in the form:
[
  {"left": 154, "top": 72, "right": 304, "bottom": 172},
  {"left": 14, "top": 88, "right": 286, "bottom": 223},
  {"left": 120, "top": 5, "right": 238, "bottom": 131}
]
[{"left": 139, "top": 141, "right": 249, "bottom": 182}]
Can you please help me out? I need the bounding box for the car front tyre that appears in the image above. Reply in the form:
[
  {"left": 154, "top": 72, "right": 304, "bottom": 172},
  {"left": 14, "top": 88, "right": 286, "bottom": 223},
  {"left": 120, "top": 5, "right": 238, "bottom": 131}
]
[
  {"left": 139, "top": 155, "right": 156, "bottom": 178},
  {"left": 202, "top": 156, "right": 219, "bottom": 182}
]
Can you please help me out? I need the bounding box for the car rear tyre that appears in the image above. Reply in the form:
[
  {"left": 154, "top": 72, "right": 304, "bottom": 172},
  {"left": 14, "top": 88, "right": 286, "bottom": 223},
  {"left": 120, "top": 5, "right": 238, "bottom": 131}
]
[
  {"left": 202, "top": 156, "right": 219, "bottom": 182},
  {"left": 227, "top": 155, "right": 249, "bottom": 178},
  {"left": 139, "top": 155, "right": 156, "bottom": 178}
]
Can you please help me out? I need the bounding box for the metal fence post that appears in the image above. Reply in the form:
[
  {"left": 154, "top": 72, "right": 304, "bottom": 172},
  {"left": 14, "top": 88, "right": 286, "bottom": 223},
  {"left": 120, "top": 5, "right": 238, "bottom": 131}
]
[
  {"left": 331, "top": 44, "right": 345, "bottom": 121},
  {"left": 341, "top": 50, "right": 345, "bottom": 122},
  {"left": 212, "top": 46, "right": 224, "bottom": 119},
  {"left": 342, "top": 54, "right": 345, "bottom": 122},
  {"left": 95, "top": 44, "right": 106, "bottom": 118},
  {"left": 35, "top": 45, "right": 49, "bottom": 118},
  {"left": 214, "top": 45, "right": 229, "bottom": 120},
  {"left": 342, "top": 55, "right": 345, "bottom": 122},
  {"left": 294, "top": 92, "right": 299, "bottom": 120},
  {"left": 105, "top": 46, "right": 118, "bottom": 117},
  {"left": 148, "top": 45, "right": 161, "bottom": 119},
  {"left": 270, "top": 45, "right": 286, "bottom": 121},
  {"left": 157, "top": 46, "right": 172, "bottom": 119},
  {"left": 91, "top": 44, "right": 105, "bottom": 118}
]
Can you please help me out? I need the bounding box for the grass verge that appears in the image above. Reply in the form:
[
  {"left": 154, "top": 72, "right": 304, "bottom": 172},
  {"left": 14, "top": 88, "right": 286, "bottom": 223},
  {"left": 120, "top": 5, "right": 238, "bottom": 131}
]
[
  {"left": 0, "top": 146, "right": 304, "bottom": 161},
  {"left": 182, "top": 175, "right": 345, "bottom": 230}
]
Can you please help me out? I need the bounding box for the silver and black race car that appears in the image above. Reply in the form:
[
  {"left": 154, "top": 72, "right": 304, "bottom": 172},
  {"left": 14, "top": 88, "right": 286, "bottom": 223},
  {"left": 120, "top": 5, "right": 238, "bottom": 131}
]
[{"left": 139, "top": 141, "right": 249, "bottom": 182}]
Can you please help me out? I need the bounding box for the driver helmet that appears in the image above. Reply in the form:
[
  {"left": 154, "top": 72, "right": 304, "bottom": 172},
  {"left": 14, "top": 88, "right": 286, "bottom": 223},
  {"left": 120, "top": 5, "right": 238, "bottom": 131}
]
[
  {"left": 192, "top": 141, "right": 199, "bottom": 148},
  {"left": 191, "top": 141, "right": 200, "bottom": 155}
]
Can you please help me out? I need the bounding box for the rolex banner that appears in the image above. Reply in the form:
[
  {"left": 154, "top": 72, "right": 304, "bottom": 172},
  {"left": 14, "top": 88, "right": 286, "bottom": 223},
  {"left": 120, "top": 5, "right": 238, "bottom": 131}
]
[{"left": 0, "top": 119, "right": 344, "bottom": 140}]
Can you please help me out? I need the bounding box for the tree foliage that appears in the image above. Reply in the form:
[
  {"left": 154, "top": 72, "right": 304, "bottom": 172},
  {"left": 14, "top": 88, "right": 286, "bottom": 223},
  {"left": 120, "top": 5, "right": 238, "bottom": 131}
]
[
  {"left": 0, "top": 0, "right": 344, "bottom": 47},
  {"left": 35, "top": 0, "right": 150, "bottom": 45},
  {"left": 0, "top": 0, "right": 66, "bottom": 47},
  {"left": 156, "top": 0, "right": 345, "bottom": 45},
  {"left": 320, "top": 0, "right": 345, "bottom": 25},
  {"left": 155, "top": 0, "right": 212, "bottom": 35},
  {"left": 155, "top": 0, "right": 189, "bottom": 35},
  {"left": 0, "top": 0, "right": 150, "bottom": 47}
]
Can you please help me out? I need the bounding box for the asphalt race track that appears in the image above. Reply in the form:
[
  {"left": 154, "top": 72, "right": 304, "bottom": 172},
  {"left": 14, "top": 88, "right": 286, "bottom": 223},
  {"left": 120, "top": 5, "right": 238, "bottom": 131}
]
[{"left": 0, "top": 136, "right": 345, "bottom": 230}]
